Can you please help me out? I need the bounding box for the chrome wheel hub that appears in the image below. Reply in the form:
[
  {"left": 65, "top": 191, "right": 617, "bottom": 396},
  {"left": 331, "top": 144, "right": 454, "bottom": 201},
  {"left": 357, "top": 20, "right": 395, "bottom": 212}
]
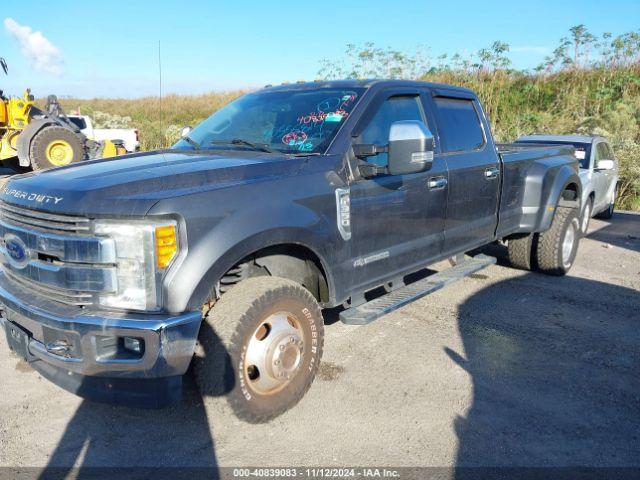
[
  {"left": 562, "top": 222, "right": 576, "bottom": 267},
  {"left": 245, "top": 312, "right": 304, "bottom": 395}
]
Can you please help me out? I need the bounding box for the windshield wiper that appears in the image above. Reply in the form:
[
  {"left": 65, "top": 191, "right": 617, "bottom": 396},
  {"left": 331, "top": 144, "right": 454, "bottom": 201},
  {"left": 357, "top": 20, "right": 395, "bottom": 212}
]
[
  {"left": 284, "top": 152, "right": 321, "bottom": 157},
  {"left": 182, "top": 135, "right": 201, "bottom": 150},
  {"left": 209, "top": 138, "right": 275, "bottom": 153}
]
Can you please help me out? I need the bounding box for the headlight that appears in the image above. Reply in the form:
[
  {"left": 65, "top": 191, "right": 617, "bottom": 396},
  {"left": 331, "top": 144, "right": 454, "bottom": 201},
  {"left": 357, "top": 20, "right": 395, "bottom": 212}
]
[{"left": 94, "top": 219, "right": 179, "bottom": 311}]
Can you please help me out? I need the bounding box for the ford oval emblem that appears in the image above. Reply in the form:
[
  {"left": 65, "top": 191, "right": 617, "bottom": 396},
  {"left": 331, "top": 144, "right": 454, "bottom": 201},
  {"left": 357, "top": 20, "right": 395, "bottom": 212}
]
[{"left": 4, "top": 234, "right": 30, "bottom": 269}]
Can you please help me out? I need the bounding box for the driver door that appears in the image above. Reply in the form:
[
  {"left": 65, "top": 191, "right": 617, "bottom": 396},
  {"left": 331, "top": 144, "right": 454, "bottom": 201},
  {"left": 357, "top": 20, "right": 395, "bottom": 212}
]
[{"left": 348, "top": 90, "right": 448, "bottom": 292}]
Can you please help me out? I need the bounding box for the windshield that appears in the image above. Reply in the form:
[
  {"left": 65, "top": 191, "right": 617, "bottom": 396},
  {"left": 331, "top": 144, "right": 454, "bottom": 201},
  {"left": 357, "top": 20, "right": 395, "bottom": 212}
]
[
  {"left": 516, "top": 140, "right": 591, "bottom": 169},
  {"left": 173, "top": 88, "right": 365, "bottom": 154}
]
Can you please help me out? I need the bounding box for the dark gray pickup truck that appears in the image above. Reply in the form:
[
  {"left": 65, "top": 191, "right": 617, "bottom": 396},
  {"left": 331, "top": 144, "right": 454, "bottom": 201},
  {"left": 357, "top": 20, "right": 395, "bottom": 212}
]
[{"left": 0, "top": 80, "right": 582, "bottom": 422}]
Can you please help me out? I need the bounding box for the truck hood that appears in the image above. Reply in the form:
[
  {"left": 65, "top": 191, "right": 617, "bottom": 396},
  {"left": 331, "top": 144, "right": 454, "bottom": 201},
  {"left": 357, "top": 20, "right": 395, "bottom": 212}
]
[{"left": 0, "top": 150, "right": 310, "bottom": 216}]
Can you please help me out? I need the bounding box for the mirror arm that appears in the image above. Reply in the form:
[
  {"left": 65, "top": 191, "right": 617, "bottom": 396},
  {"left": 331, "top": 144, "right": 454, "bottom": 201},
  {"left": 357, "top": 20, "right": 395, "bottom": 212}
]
[
  {"left": 353, "top": 143, "right": 388, "bottom": 158},
  {"left": 358, "top": 162, "right": 388, "bottom": 177}
]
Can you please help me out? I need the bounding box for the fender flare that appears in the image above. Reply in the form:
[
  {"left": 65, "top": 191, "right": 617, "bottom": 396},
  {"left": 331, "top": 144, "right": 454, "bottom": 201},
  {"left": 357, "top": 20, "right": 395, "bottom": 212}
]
[
  {"left": 16, "top": 118, "right": 54, "bottom": 166},
  {"left": 536, "top": 166, "right": 582, "bottom": 232},
  {"left": 156, "top": 200, "right": 338, "bottom": 313},
  {"left": 175, "top": 229, "right": 334, "bottom": 313}
]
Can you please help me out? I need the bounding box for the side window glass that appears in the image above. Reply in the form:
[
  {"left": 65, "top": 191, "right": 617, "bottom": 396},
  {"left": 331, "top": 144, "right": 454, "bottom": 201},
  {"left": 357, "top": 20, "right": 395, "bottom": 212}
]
[
  {"left": 595, "top": 143, "right": 606, "bottom": 162},
  {"left": 359, "top": 96, "right": 424, "bottom": 167},
  {"left": 433, "top": 97, "right": 485, "bottom": 152},
  {"left": 604, "top": 143, "right": 614, "bottom": 160}
]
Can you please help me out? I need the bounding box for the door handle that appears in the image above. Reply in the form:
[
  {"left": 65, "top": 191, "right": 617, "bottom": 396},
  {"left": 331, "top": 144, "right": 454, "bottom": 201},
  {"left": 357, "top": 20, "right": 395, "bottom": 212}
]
[
  {"left": 428, "top": 177, "right": 447, "bottom": 189},
  {"left": 484, "top": 167, "right": 500, "bottom": 179}
]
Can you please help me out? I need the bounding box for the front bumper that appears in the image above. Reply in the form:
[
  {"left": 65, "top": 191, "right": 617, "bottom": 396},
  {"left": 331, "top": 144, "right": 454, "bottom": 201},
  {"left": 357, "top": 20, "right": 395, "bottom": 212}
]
[{"left": 0, "top": 270, "right": 202, "bottom": 407}]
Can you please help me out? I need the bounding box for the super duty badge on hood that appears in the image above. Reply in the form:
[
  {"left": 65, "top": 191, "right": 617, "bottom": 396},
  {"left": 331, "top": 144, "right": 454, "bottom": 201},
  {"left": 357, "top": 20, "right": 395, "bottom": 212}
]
[{"left": 2, "top": 186, "right": 63, "bottom": 205}]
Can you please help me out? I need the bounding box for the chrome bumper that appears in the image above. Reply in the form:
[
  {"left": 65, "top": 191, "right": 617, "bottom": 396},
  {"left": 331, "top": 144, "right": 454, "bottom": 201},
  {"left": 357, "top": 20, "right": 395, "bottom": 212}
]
[{"left": 0, "top": 270, "right": 202, "bottom": 379}]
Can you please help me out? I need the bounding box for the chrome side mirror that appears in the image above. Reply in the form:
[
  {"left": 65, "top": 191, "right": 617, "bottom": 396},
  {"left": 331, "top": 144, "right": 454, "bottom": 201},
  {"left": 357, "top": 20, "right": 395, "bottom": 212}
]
[
  {"left": 181, "top": 125, "right": 193, "bottom": 138},
  {"left": 387, "top": 120, "right": 435, "bottom": 175}
]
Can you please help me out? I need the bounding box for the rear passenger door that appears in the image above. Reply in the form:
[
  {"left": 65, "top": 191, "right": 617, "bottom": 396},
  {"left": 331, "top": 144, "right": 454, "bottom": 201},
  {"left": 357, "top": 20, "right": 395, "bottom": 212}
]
[{"left": 430, "top": 94, "right": 500, "bottom": 255}]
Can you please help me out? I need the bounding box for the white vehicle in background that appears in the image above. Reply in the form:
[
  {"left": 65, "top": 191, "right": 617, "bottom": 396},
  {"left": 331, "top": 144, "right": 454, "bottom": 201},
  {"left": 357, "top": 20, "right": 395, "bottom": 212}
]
[
  {"left": 67, "top": 115, "right": 140, "bottom": 153},
  {"left": 516, "top": 134, "right": 619, "bottom": 234}
]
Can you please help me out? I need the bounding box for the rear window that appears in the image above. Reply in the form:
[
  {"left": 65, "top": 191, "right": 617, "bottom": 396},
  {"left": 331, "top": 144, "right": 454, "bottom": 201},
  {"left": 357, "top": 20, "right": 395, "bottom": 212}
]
[
  {"left": 68, "top": 117, "right": 87, "bottom": 130},
  {"left": 433, "top": 97, "right": 484, "bottom": 153}
]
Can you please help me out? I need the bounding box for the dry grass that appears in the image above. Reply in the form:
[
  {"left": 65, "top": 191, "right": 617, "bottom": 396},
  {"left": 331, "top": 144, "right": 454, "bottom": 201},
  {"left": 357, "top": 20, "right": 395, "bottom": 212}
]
[
  {"left": 47, "top": 66, "right": 640, "bottom": 210},
  {"left": 421, "top": 66, "right": 640, "bottom": 210},
  {"left": 54, "top": 91, "right": 246, "bottom": 150}
]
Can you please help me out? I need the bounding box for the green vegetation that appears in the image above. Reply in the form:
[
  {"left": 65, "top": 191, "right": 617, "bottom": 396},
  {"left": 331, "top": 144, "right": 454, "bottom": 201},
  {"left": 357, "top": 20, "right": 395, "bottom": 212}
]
[
  {"left": 56, "top": 25, "right": 639, "bottom": 210},
  {"left": 318, "top": 27, "right": 640, "bottom": 210},
  {"left": 419, "top": 66, "right": 640, "bottom": 211}
]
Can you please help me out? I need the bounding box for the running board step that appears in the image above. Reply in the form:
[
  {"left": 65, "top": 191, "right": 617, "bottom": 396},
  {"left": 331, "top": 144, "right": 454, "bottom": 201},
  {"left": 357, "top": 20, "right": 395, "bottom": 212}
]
[{"left": 339, "top": 254, "right": 496, "bottom": 325}]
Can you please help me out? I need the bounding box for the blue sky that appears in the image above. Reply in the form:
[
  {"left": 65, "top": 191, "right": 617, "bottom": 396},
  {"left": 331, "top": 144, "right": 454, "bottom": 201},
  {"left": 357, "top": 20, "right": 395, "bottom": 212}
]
[{"left": 1, "top": 0, "right": 639, "bottom": 98}]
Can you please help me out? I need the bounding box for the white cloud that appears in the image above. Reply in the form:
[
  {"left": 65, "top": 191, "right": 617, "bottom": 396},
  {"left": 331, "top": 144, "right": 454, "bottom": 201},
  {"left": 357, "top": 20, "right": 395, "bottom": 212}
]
[
  {"left": 510, "top": 46, "right": 550, "bottom": 55},
  {"left": 4, "top": 18, "right": 64, "bottom": 76}
]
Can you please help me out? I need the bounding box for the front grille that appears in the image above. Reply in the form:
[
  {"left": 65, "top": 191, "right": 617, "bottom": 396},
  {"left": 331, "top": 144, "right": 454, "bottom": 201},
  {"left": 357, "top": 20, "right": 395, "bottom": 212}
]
[
  {"left": 0, "top": 201, "right": 111, "bottom": 308},
  {"left": 0, "top": 202, "right": 91, "bottom": 235},
  {"left": 3, "top": 268, "right": 94, "bottom": 306}
]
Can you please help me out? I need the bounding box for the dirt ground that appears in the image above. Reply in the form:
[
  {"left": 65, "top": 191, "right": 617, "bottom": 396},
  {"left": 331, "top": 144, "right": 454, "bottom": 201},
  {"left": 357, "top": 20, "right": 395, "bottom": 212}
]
[{"left": 0, "top": 213, "right": 638, "bottom": 474}]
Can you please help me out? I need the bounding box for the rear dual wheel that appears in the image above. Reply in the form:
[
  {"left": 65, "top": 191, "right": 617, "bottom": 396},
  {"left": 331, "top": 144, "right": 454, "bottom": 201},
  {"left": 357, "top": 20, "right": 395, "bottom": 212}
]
[
  {"left": 507, "top": 206, "right": 580, "bottom": 276},
  {"left": 507, "top": 233, "right": 534, "bottom": 270},
  {"left": 194, "top": 277, "right": 324, "bottom": 423},
  {"left": 536, "top": 207, "right": 580, "bottom": 275}
]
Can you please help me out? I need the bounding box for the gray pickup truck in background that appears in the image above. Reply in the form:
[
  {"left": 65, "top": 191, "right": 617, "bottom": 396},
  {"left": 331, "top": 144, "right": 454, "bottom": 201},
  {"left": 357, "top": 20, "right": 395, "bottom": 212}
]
[
  {"left": 516, "top": 134, "right": 619, "bottom": 233},
  {"left": 0, "top": 80, "right": 581, "bottom": 423}
]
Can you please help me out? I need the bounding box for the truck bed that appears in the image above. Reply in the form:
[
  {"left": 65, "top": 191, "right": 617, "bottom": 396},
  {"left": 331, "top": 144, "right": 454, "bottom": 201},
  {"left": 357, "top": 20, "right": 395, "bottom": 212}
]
[{"left": 497, "top": 142, "right": 575, "bottom": 156}]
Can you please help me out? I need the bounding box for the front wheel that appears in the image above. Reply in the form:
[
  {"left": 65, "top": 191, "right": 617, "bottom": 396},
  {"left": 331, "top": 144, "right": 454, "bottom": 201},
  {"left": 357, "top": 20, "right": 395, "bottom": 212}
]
[
  {"left": 194, "top": 276, "right": 324, "bottom": 423},
  {"left": 536, "top": 206, "right": 580, "bottom": 276}
]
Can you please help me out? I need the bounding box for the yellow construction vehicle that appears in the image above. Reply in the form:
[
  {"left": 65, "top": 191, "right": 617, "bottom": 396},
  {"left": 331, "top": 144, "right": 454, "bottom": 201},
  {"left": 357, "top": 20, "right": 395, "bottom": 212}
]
[{"left": 0, "top": 57, "right": 124, "bottom": 171}]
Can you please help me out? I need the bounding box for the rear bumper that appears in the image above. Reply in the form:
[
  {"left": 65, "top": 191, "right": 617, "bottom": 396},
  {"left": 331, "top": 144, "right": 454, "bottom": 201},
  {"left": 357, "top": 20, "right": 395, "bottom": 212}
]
[{"left": 0, "top": 270, "right": 202, "bottom": 407}]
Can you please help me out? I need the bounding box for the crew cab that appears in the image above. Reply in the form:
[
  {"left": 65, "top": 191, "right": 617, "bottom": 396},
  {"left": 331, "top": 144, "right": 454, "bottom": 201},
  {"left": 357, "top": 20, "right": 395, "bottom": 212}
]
[
  {"left": 516, "top": 134, "right": 619, "bottom": 233},
  {"left": 67, "top": 114, "right": 140, "bottom": 153},
  {"left": 0, "top": 80, "right": 581, "bottom": 422}
]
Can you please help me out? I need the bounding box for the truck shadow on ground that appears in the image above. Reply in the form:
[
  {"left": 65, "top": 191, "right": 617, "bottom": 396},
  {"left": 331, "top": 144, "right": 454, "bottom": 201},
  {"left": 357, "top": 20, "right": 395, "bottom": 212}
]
[
  {"left": 446, "top": 264, "right": 640, "bottom": 472},
  {"left": 33, "top": 225, "right": 640, "bottom": 476},
  {"left": 37, "top": 321, "right": 229, "bottom": 480}
]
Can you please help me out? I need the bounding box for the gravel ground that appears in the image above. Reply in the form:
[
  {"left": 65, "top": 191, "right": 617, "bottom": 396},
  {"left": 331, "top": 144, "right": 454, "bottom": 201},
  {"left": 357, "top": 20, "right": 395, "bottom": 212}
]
[{"left": 0, "top": 213, "right": 638, "bottom": 473}]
